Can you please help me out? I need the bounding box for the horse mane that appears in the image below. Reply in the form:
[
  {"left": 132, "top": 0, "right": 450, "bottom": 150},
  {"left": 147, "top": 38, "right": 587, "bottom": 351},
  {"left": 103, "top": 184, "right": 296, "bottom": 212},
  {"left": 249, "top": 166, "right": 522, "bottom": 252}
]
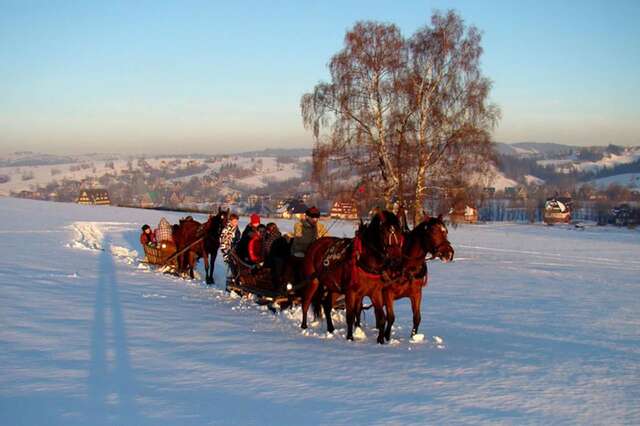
[
  {"left": 204, "top": 210, "right": 228, "bottom": 242},
  {"left": 361, "top": 210, "right": 401, "bottom": 255}
]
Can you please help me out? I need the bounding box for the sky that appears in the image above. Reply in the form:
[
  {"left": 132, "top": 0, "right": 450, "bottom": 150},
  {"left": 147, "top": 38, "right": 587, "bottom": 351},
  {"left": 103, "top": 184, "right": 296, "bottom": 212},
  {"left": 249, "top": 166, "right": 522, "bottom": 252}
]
[{"left": 1, "top": 0, "right": 639, "bottom": 155}]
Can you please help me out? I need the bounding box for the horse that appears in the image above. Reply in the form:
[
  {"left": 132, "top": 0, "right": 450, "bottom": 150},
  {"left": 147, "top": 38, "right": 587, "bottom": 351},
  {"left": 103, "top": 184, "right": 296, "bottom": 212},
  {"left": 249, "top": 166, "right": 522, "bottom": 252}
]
[
  {"left": 172, "top": 209, "right": 228, "bottom": 282},
  {"left": 300, "top": 210, "right": 404, "bottom": 344},
  {"left": 203, "top": 208, "right": 229, "bottom": 284},
  {"left": 382, "top": 214, "right": 454, "bottom": 341},
  {"left": 172, "top": 216, "right": 203, "bottom": 279}
]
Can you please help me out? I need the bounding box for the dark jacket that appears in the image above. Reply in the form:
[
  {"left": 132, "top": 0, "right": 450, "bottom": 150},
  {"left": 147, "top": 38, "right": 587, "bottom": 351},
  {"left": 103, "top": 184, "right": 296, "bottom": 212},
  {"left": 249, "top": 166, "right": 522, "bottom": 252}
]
[{"left": 237, "top": 224, "right": 259, "bottom": 262}]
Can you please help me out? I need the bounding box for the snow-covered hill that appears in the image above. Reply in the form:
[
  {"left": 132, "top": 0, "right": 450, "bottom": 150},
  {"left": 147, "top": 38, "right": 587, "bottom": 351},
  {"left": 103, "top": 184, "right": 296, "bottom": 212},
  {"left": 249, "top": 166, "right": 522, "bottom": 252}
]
[
  {"left": 495, "top": 142, "right": 575, "bottom": 158},
  {"left": 589, "top": 173, "right": 640, "bottom": 189},
  {"left": 1, "top": 198, "right": 639, "bottom": 424},
  {"left": 534, "top": 147, "right": 640, "bottom": 175},
  {"left": 0, "top": 153, "right": 308, "bottom": 196}
]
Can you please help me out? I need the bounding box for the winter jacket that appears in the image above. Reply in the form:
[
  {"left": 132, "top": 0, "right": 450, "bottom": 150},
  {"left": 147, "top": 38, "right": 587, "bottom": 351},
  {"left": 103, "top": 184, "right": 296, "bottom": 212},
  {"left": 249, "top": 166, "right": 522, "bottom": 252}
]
[
  {"left": 140, "top": 231, "right": 157, "bottom": 247},
  {"left": 248, "top": 234, "right": 263, "bottom": 264},
  {"left": 220, "top": 223, "right": 241, "bottom": 256},
  {"left": 290, "top": 219, "right": 328, "bottom": 256},
  {"left": 237, "top": 224, "right": 259, "bottom": 262},
  {"left": 262, "top": 230, "right": 282, "bottom": 258}
]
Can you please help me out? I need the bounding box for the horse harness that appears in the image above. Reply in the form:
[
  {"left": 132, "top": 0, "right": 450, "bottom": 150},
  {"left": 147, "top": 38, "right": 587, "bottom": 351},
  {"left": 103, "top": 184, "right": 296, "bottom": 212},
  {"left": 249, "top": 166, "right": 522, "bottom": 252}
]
[{"left": 321, "top": 238, "right": 352, "bottom": 268}]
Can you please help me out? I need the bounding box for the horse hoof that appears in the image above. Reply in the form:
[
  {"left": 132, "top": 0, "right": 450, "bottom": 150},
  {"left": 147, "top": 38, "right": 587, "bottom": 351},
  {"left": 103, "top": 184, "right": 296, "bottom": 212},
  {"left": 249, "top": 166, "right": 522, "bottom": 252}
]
[{"left": 301, "top": 323, "right": 308, "bottom": 330}]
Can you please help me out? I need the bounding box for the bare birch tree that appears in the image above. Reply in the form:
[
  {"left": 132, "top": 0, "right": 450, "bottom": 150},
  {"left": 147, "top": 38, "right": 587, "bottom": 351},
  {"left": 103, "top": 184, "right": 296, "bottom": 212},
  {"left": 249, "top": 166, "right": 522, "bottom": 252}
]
[{"left": 302, "top": 11, "right": 499, "bottom": 220}]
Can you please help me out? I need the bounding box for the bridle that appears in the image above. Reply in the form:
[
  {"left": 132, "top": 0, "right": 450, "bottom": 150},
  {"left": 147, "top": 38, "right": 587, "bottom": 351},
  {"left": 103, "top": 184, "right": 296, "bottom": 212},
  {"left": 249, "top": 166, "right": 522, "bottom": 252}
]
[
  {"left": 402, "top": 220, "right": 451, "bottom": 262},
  {"left": 386, "top": 226, "right": 403, "bottom": 248}
]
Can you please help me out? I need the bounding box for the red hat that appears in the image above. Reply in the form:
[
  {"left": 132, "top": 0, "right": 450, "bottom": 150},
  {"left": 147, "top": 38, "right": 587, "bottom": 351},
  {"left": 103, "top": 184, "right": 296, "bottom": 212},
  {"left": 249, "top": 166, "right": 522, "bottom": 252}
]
[{"left": 250, "top": 213, "right": 260, "bottom": 225}]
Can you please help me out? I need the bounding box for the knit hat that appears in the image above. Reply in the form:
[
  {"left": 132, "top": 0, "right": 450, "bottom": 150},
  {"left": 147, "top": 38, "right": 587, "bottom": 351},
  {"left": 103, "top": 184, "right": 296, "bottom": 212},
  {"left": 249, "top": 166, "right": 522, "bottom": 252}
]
[
  {"left": 250, "top": 213, "right": 261, "bottom": 225},
  {"left": 305, "top": 206, "right": 320, "bottom": 218}
]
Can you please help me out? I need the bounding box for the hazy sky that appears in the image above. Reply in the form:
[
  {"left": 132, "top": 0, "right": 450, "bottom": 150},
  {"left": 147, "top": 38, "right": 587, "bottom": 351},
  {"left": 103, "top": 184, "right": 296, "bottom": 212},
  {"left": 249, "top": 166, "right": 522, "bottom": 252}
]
[{"left": 1, "top": 0, "right": 639, "bottom": 155}]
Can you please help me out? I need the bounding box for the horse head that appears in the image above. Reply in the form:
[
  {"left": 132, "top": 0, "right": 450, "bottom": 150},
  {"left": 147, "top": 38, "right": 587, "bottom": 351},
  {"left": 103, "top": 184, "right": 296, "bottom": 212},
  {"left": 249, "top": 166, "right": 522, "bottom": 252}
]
[
  {"left": 418, "top": 214, "right": 454, "bottom": 263},
  {"left": 365, "top": 210, "right": 404, "bottom": 265},
  {"left": 205, "top": 208, "right": 229, "bottom": 238}
]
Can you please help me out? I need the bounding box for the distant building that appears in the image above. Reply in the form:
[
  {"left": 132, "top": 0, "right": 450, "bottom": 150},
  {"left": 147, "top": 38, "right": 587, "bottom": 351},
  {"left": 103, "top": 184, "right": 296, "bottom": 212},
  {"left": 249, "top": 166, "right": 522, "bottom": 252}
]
[
  {"left": 168, "top": 191, "right": 183, "bottom": 207},
  {"left": 543, "top": 196, "right": 572, "bottom": 224},
  {"left": 483, "top": 187, "right": 496, "bottom": 197},
  {"left": 140, "top": 192, "right": 160, "bottom": 208},
  {"left": 330, "top": 201, "right": 359, "bottom": 220},
  {"left": 504, "top": 186, "right": 527, "bottom": 200},
  {"left": 77, "top": 189, "right": 111, "bottom": 206},
  {"left": 611, "top": 204, "right": 639, "bottom": 227},
  {"left": 17, "top": 190, "right": 44, "bottom": 200},
  {"left": 449, "top": 204, "right": 478, "bottom": 224},
  {"left": 276, "top": 198, "right": 308, "bottom": 219}
]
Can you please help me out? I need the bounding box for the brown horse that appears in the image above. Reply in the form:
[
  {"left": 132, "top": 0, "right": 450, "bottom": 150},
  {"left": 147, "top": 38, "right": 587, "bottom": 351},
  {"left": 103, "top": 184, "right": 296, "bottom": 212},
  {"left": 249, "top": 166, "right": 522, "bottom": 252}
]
[
  {"left": 382, "top": 214, "right": 454, "bottom": 341},
  {"left": 172, "top": 209, "right": 228, "bottom": 282},
  {"left": 172, "top": 216, "right": 203, "bottom": 279},
  {"left": 300, "top": 210, "right": 404, "bottom": 344}
]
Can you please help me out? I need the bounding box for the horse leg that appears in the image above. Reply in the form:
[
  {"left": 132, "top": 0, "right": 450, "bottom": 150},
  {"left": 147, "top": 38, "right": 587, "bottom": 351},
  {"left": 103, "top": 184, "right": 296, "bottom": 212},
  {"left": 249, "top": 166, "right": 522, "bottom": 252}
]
[
  {"left": 188, "top": 251, "right": 195, "bottom": 279},
  {"left": 301, "top": 277, "right": 319, "bottom": 330},
  {"left": 354, "top": 301, "right": 362, "bottom": 329},
  {"left": 410, "top": 285, "right": 423, "bottom": 337},
  {"left": 204, "top": 250, "right": 212, "bottom": 284},
  {"left": 209, "top": 250, "right": 217, "bottom": 284},
  {"left": 178, "top": 251, "right": 185, "bottom": 276},
  {"left": 322, "top": 292, "right": 335, "bottom": 334},
  {"left": 345, "top": 290, "right": 358, "bottom": 341},
  {"left": 371, "top": 289, "right": 386, "bottom": 344},
  {"left": 383, "top": 289, "right": 395, "bottom": 342}
]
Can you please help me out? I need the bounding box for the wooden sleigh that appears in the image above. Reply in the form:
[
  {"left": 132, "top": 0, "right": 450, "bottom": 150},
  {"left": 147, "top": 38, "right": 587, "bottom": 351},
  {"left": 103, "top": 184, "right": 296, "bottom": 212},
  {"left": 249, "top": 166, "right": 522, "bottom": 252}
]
[
  {"left": 141, "top": 240, "right": 178, "bottom": 272},
  {"left": 225, "top": 251, "right": 304, "bottom": 306}
]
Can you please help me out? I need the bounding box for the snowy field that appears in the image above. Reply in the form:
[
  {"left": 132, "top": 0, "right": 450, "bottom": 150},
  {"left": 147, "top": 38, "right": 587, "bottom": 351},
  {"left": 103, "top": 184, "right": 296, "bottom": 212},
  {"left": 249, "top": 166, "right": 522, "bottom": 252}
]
[{"left": 1, "top": 198, "right": 639, "bottom": 425}]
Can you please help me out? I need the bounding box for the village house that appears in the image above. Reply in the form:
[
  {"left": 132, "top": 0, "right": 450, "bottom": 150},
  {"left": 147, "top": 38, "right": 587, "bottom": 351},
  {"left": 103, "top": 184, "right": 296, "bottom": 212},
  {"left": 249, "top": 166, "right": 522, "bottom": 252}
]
[
  {"left": 17, "top": 190, "right": 44, "bottom": 200},
  {"left": 139, "top": 191, "right": 160, "bottom": 208},
  {"left": 330, "top": 201, "right": 359, "bottom": 220},
  {"left": 483, "top": 187, "right": 496, "bottom": 198},
  {"left": 77, "top": 188, "right": 111, "bottom": 206},
  {"left": 168, "top": 191, "right": 184, "bottom": 208},
  {"left": 543, "top": 196, "right": 572, "bottom": 224},
  {"left": 276, "top": 198, "right": 308, "bottom": 219},
  {"left": 449, "top": 203, "right": 479, "bottom": 224}
]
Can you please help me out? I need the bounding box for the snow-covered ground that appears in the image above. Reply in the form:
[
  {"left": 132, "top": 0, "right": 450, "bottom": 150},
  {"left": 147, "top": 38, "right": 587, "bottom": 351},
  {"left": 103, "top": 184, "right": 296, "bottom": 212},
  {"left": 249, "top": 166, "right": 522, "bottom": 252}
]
[{"left": 1, "top": 198, "right": 639, "bottom": 425}]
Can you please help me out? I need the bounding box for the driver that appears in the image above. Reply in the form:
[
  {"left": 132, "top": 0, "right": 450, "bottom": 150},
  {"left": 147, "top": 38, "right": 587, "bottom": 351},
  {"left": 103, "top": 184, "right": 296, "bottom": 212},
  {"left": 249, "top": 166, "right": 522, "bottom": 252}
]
[{"left": 290, "top": 206, "right": 328, "bottom": 258}]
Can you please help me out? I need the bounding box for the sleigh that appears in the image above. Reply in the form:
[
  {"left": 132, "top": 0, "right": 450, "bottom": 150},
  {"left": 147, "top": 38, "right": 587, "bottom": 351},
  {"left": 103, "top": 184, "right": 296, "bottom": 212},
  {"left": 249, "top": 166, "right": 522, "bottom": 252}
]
[
  {"left": 225, "top": 251, "right": 304, "bottom": 306},
  {"left": 142, "top": 240, "right": 178, "bottom": 272}
]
